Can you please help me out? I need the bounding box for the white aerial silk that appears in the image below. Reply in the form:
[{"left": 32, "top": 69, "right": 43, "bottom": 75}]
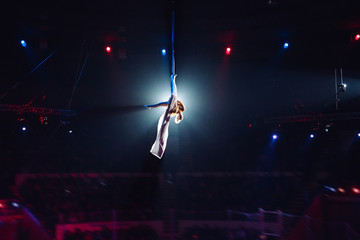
[{"left": 150, "top": 75, "right": 178, "bottom": 159}]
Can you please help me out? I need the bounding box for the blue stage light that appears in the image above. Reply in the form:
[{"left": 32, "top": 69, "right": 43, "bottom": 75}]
[
  {"left": 283, "top": 42, "right": 289, "bottom": 49},
  {"left": 22, "top": 127, "right": 26, "bottom": 131},
  {"left": 161, "top": 49, "right": 166, "bottom": 56},
  {"left": 272, "top": 134, "right": 278, "bottom": 140},
  {"left": 20, "top": 40, "right": 27, "bottom": 47},
  {"left": 324, "top": 186, "right": 336, "bottom": 192},
  {"left": 357, "top": 132, "right": 360, "bottom": 137},
  {"left": 310, "top": 134, "right": 314, "bottom": 138}
]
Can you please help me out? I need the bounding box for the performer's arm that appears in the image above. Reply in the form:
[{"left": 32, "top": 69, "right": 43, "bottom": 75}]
[
  {"left": 170, "top": 74, "right": 177, "bottom": 96},
  {"left": 144, "top": 101, "right": 169, "bottom": 109}
]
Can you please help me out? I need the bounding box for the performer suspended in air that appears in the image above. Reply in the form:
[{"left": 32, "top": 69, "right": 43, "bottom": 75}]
[{"left": 145, "top": 74, "right": 185, "bottom": 159}]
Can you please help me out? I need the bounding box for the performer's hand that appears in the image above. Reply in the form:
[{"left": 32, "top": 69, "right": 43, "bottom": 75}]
[{"left": 144, "top": 105, "right": 151, "bottom": 109}]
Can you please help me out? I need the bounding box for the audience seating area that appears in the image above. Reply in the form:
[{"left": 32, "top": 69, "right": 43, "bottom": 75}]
[{"left": 13, "top": 172, "right": 319, "bottom": 239}]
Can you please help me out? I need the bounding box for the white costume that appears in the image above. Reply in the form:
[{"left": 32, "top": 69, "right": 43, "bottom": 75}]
[{"left": 147, "top": 75, "right": 178, "bottom": 159}]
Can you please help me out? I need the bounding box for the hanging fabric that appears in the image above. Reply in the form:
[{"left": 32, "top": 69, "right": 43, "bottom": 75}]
[{"left": 145, "top": 4, "right": 186, "bottom": 159}]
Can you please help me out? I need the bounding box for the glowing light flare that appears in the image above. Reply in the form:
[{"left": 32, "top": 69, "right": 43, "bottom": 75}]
[
  {"left": 272, "top": 134, "right": 278, "bottom": 140},
  {"left": 338, "top": 187, "right": 346, "bottom": 193},
  {"left": 310, "top": 134, "right": 314, "bottom": 138},
  {"left": 283, "top": 43, "right": 289, "bottom": 49},
  {"left": 105, "top": 46, "right": 111, "bottom": 53},
  {"left": 324, "top": 186, "right": 336, "bottom": 192},
  {"left": 355, "top": 34, "right": 360, "bottom": 41},
  {"left": 352, "top": 187, "right": 360, "bottom": 194},
  {"left": 0, "top": 203, "right": 4, "bottom": 208},
  {"left": 20, "top": 40, "right": 27, "bottom": 47},
  {"left": 22, "top": 127, "right": 27, "bottom": 131},
  {"left": 143, "top": 75, "right": 199, "bottom": 126},
  {"left": 161, "top": 49, "right": 166, "bottom": 55},
  {"left": 225, "top": 47, "right": 231, "bottom": 55}
]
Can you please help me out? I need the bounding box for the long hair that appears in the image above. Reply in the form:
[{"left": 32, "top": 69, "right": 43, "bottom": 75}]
[{"left": 170, "top": 100, "right": 185, "bottom": 124}]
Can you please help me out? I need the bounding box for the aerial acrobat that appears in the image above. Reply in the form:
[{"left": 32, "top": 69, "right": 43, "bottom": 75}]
[
  {"left": 145, "top": 3, "right": 185, "bottom": 159},
  {"left": 145, "top": 74, "right": 185, "bottom": 159}
]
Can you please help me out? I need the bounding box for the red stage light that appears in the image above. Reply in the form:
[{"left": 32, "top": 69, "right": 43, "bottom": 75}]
[
  {"left": 0, "top": 203, "right": 4, "bottom": 208},
  {"left": 355, "top": 34, "right": 360, "bottom": 41},
  {"left": 105, "top": 46, "right": 111, "bottom": 53},
  {"left": 352, "top": 187, "right": 360, "bottom": 194},
  {"left": 338, "top": 187, "right": 345, "bottom": 193},
  {"left": 226, "top": 47, "right": 231, "bottom": 55}
]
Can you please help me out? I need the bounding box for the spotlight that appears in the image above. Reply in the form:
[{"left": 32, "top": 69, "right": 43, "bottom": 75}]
[
  {"left": 283, "top": 42, "right": 289, "bottom": 49},
  {"left": 11, "top": 202, "right": 19, "bottom": 208},
  {"left": 338, "top": 187, "right": 346, "bottom": 193},
  {"left": 355, "top": 34, "right": 360, "bottom": 41},
  {"left": 22, "top": 127, "right": 27, "bottom": 131},
  {"left": 310, "top": 134, "right": 314, "bottom": 138},
  {"left": 272, "top": 134, "right": 278, "bottom": 140},
  {"left": 0, "top": 203, "right": 4, "bottom": 208},
  {"left": 20, "top": 40, "right": 27, "bottom": 47},
  {"left": 339, "top": 83, "right": 347, "bottom": 92},
  {"left": 68, "top": 130, "right": 73, "bottom": 134},
  {"left": 357, "top": 132, "right": 360, "bottom": 137},
  {"left": 324, "top": 186, "right": 336, "bottom": 192},
  {"left": 225, "top": 47, "right": 231, "bottom": 55},
  {"left": 105, "top": 46, "right": 111, "bottom": 53},
  {"left": 352, "top": 187, "right": 360, "bottom": 194},
  {"left": 161, "top": 49, "right": 166, "bottom": 55}
]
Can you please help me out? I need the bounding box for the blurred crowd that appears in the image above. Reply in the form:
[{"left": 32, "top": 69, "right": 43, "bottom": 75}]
[
  {"left": 19, "top": 174, "right": 161, "bottom": 219},
  {"left": 63, "top": 225, "right": 158, "bottom": 240},
  {"left": 14, "top": 172, "right": 314, "bottom": 238},
  {"left": 18, "top": 173, "right": 305, "bottom": 219},
  {"left": 176, "top": 174, "right": 303, "bottom": 213},
  {"left": 180, "top": 225, "right": 259, "bottom": 240}
]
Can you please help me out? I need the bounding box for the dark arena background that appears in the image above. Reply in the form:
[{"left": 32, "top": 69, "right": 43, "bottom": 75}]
[{"left": 2, "top": 0, "right": 360, "bottom": 239}]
